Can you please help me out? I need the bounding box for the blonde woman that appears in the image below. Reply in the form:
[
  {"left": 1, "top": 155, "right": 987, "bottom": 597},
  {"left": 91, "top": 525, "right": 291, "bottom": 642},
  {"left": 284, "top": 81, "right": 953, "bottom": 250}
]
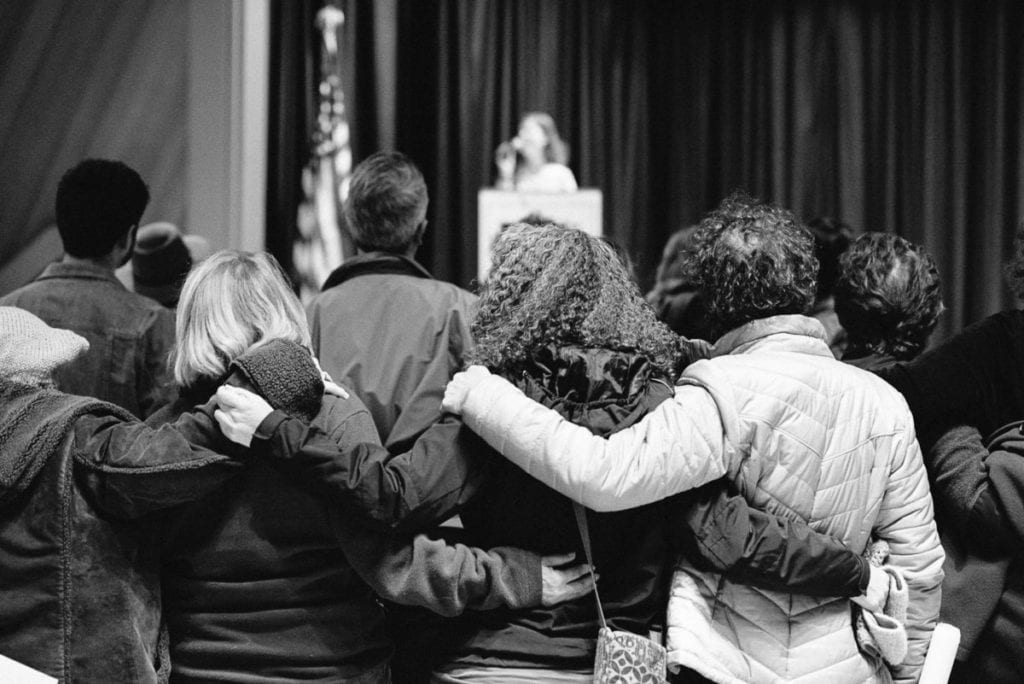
[{"left": 156, "top": 250, "right": 563, "bottom": 683}]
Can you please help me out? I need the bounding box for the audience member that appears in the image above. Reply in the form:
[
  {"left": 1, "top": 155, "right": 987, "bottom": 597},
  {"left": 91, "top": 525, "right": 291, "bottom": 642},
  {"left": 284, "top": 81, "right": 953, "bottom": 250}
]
[
  {"left": 495, "top": 112, "right": 578, "bottom": 193},
  {"left": 161, "top": 250, "right": 563, "bottom": 682},
  {"left": 645, "top": 225, "right": 714, "bottom": 340},
  {"left": 806, "top": 216, "right": 855, "bottom": 356},
  {"left": 116, "top": 222, "right": 212, "bottom": 307},
  {"left": 835, "top": 232, "right": 944, "bottom": 371},
  {"left": 443, "top": 194, "right": 944, "bottom": 683},
  {"left": 0, "top": 159, "right": 175, "bottom": 417},
  {"left": 879, "top": 225, "right": 1024, "bottom": 683},
  {"left": 0, "top": 307, "right": 254, "bottom": 682},
  {"left": 215, "top": 224, "right": 881, "bottom": 683},
  {"left": 308, "top": 151, "right": 476, "bottom": 453}
]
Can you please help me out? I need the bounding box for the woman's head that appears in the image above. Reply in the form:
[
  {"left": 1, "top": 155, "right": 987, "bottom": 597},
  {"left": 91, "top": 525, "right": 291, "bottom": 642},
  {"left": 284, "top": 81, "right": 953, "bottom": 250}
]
[
  {"left": 173, "top": 250, "right": 310, "bottom": 389},
  {"left": 687, "top": 193, "right": 818, "bottom": 337},
  {"left": 515, "top": 112, "right": 569, "bottom": 166},
  {"left": 468, "top": 223, "right": 682, "bottom": 376}
]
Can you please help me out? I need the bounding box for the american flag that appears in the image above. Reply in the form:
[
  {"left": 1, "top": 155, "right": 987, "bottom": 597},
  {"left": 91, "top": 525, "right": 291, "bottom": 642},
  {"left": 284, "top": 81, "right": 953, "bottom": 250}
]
[{"left": 294, "top": 4, "right": 351, "bottom": 303}]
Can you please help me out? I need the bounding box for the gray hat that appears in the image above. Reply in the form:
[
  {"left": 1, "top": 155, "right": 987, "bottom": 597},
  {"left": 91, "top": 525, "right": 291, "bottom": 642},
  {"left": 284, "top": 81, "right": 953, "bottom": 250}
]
[{"left": 0, "top": 307, "right": 89, "bottom": 385}]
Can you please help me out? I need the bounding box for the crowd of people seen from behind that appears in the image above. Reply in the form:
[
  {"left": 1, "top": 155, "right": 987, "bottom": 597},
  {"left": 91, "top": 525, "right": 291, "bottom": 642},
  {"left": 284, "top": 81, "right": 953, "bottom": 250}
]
[{"left": 0, "top": 152, "right": 1020, "bottom": 684}]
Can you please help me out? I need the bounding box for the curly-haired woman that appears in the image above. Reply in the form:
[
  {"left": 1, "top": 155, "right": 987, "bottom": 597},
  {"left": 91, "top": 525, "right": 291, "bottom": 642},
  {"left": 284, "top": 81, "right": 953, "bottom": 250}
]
[
  {"left": 835, "top": 232, "right": 944, "bottom": 371},
  {"left": 443, "top": 199, "right": 944, "bottom": 684},
  {"left": 217, "top": 223, "right": 883, "bottom": 682}
]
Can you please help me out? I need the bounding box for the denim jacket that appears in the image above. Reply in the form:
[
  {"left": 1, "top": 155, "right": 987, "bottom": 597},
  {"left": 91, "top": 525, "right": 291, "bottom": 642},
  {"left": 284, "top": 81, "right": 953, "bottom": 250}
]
[{"left": 0, "top": 261, "right": 176, "bottom": 417}]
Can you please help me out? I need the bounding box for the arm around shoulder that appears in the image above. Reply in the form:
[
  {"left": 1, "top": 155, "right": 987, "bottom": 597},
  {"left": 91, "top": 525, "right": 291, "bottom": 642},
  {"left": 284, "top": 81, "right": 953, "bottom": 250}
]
[{"left": 457, "top": 373, "right": 731, "bottom": 511}]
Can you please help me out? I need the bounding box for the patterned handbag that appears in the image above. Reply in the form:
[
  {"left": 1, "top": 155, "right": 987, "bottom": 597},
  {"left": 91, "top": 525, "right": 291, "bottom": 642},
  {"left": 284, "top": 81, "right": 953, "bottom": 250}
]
[{"left": 573, "top": 503, "right": 668, "bottom": 684}]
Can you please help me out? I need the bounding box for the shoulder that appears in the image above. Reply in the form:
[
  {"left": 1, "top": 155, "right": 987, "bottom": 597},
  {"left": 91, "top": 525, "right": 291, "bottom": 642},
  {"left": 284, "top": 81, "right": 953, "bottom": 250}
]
[
  {"left": 539, "top": 163, "right": 578, "bottom": 191},
  {"left": 314, "top": 392, "right": 381, "bottom": 445}
]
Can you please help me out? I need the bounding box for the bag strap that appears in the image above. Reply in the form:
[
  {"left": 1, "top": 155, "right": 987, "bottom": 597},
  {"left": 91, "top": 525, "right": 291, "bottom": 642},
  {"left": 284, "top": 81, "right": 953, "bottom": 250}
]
[{"left": 572, "top": 502, "right": 608, "bottom": 630}]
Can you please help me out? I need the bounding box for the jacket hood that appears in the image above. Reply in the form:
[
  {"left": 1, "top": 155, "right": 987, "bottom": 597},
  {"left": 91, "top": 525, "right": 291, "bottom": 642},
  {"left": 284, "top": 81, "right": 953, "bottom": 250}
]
[
  {"left": 0, "top": 379, "right": 129, "bottom": 505},
  {"left": 511, "top": 345, "right": 674, "bottom": 432}
]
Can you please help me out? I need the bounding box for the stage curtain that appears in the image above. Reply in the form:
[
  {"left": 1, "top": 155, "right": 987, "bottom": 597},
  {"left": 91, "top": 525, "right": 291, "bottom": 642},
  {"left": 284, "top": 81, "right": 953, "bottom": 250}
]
[{"left": 268, "top": 0, "right": 1023, "bottom": 341}]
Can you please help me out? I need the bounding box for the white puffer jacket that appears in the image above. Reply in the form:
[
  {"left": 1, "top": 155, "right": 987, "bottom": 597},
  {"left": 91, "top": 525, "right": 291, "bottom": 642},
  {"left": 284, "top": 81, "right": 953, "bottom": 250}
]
[{"left": 454, "top": 315, "right": 944, "bottom": 684}]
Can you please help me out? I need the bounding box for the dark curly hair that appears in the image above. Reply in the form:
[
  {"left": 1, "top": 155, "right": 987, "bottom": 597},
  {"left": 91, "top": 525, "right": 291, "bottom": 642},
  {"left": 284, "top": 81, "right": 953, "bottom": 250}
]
[
  {"left": 834, "top": 232, "right": 944, "bottom": 360},
  {"left": 686, "top": 193, "right": 818, "bottom": 337},
  {"left": 468, "top": 223, "right": 685, "bottom": 377}
]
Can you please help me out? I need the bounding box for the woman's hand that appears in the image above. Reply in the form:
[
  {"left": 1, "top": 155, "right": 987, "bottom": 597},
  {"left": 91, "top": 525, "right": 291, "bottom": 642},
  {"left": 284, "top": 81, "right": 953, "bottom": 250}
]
[
  {"left": 312, "top": 355, "right": 349, "bottom": 398},
  {"left": 441, "top": 365, "right": 492, "bottom": 415},
  {"left": 540, "top": 552, "right": 598, "bottom": 607},
  {"left": 214, "top": 385, "right": 275, "bottom": 447}
]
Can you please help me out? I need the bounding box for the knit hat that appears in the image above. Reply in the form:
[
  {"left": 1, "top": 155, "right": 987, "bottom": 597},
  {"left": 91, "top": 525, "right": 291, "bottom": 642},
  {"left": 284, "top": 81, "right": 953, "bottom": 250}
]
[
  {"left": 226, "top": 339, "right": 323, "bottom": 421},
  {"left": 0, "top": 307, "right": 89, "bottom": 385},
  {"left": 128, "top": 222, "right": 212, "bottom": 307}
]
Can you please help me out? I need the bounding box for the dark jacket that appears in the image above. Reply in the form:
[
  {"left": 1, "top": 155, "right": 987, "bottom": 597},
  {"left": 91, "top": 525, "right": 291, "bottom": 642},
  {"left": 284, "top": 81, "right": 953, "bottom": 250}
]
[
  {"left": 308, "top": 252, "right": 477, "bottom": 453},
  {"left": 158, "top": 386, "right": 541, "bottom": 683},
  {"left": 258, "top": 346, "right": 868, "bottom": 671},
  {"left": 880, "top": 309, "right": 1024, "bottom": 683},
  {"left": 0, "top": 379, "right": 243, "bottom": 683},
  {"left": 0, "top": 261, "right": 176, "bottom": 418}
]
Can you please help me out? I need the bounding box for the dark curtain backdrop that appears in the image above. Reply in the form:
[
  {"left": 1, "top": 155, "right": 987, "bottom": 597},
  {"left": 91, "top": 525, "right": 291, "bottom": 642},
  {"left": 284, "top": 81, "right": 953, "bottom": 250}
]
[{"left": 268, "top": 0, "right": 1024, "bottom": 342}]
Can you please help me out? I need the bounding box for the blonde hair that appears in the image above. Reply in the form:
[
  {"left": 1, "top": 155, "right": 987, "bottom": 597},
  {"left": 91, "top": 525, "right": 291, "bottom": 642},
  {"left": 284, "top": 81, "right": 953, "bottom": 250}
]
[{"left": 173, "top": 250, "right": 311, "bottom": 389}]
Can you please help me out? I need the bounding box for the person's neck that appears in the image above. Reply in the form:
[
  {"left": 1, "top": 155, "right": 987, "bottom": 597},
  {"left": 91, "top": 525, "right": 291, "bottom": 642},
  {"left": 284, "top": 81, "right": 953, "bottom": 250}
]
[
  {"left": 519, "top": 155, "right": 545, "bottom": 174},
  {"left": 62, "top": 253, "right": 118, "bottom": 272},
  {"left": 356, "top": 246, "right": 418, "bottom": 260}
]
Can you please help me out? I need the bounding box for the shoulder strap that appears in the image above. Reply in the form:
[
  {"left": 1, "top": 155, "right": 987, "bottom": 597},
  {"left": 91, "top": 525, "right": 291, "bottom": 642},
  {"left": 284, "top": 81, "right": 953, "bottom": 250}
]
[{"left": 572, "top": 502, "right": 608, "bottom": 630}]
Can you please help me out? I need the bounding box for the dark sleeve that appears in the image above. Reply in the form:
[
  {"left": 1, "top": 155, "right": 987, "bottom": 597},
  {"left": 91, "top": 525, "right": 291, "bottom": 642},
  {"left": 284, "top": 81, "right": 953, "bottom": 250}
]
[
  {"left": 137, "top": 307, "right": 177, "bottom": 419},
  {"left": 335, "top": 513, "right": 542, "bottom": 616},
  {"left": 679, "top": 480, "right": 869, "bottom": 597},
  {"left": 258, "top": 411, "right": 493, "bottom": 531},
  {"left": 73, "top": 399, "right": 247, "bottom": 518},
  {"left": 879, "top": 315, "right": 1009, "bottom": 451},
  {"left": 928, "top": 425, "right": 993, "bottom": 539},
  {"left": 985, "top": 451, "right": 1024, "bottom": 546}
]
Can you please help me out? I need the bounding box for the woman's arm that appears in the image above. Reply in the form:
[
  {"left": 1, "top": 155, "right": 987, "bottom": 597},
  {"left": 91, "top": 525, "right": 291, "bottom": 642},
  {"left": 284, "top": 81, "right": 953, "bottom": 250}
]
[
  {"left": 72, "top": 399, "right": 247, "bottom": 518},
  {"left": 335, "top": 514, "right": 593, "bottom": 616},
  {"left": 244, "top": 408, "right": 492, "bottom": 531},
  {"left": 440, "top": 367, "right": 731, "bottom": 512},
  {"left": 931, "top": 422, "right": 1024, "bottom": 549},
  {"left": 680, "top": 482, "right": 869, "bottom": 597}
]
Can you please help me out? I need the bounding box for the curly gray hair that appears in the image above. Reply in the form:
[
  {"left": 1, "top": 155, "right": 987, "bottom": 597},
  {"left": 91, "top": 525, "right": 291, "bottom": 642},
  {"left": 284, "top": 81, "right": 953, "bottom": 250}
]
[{"left": 686, "top": 193, "right": 818, "bottom": 337}]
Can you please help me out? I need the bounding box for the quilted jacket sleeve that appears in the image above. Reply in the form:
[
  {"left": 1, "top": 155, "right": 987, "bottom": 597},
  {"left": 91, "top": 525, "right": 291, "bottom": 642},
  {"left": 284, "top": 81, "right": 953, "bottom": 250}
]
[
  {"left": 458, "top": 373, "right": 731, "bottom": 512},
  {"left": 872, "top": 421, "right": 945, "bottom": 684}
]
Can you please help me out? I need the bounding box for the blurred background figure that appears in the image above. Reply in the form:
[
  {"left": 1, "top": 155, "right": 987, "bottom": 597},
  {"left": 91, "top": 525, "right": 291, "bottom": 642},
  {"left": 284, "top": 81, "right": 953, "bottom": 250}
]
[
  {"left": 495, "top": 112, "right": 578, "bottom": 193},
  {"left": 117, "top": 222, "right": 212, "bottom": 308},
  {"left": 645, "top": 225, "right": 714, "bottom": 342},
  {"left": 806, "top": 216, "right": 855, "bottom": 356}
]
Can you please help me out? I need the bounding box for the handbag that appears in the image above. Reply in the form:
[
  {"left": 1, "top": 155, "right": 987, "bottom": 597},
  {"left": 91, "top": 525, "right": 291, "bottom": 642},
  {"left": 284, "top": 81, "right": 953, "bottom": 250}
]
[{"left": 573, "top": 503, "right": 668, "bottom": 684}]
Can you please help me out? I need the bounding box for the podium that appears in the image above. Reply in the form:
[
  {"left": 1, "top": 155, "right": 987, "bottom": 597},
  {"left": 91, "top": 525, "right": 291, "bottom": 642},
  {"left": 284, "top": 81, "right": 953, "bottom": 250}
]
[{"left": 477, "top": 189, "right": 603, "bottom": 281}]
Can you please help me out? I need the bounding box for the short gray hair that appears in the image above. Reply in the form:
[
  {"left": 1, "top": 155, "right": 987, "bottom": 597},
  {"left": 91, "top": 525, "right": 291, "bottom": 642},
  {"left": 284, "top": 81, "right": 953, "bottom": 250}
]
[{"left": 343, "top": 151, "right": 428, "bottom": 253}]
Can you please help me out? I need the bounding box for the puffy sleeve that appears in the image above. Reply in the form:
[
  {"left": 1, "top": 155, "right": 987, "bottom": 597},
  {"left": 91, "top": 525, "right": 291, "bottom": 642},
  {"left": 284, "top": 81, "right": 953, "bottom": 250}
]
[
  {"left": 457, "top": 372, "right": 731, "bottom": 511},
  {"left": 872, "top": 421, "right": 945, "bottom": 684}
]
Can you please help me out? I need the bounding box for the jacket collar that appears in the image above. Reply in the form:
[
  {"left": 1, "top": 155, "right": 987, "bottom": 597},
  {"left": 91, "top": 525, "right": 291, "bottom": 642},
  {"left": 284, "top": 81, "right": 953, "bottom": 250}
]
[
  {"left": 511, "top": 345, "right": 674, "bottom": 435},
  {"left": 36, "top": 260, "right": 126, "bottom": 288},
  {"left": 712, "top": 314, "right": 832, "bottom": 358},
  {"left": 321, "top": 252, "right": 433, "bottom": 291}
]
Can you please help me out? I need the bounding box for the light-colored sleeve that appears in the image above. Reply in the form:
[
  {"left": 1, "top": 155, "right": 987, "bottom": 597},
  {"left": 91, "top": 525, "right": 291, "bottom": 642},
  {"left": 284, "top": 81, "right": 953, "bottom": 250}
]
[
  {"left": 459, "top": 373, "right": 730, "bottom": 511},
  {"left": 872, "top": 422, "right": 945, "bottom": 684}
]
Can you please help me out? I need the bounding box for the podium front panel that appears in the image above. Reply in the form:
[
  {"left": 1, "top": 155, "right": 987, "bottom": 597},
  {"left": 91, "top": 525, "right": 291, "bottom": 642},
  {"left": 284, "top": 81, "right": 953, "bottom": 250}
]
[{"left": 476, "top": 189, "right": 603, "bottom": 282}]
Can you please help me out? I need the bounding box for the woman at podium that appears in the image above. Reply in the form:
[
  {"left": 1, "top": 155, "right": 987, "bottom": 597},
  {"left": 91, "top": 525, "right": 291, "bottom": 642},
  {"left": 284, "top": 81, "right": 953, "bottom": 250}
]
[{"left": 495, "top": 112, "right": 578, "bottom": 193}]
